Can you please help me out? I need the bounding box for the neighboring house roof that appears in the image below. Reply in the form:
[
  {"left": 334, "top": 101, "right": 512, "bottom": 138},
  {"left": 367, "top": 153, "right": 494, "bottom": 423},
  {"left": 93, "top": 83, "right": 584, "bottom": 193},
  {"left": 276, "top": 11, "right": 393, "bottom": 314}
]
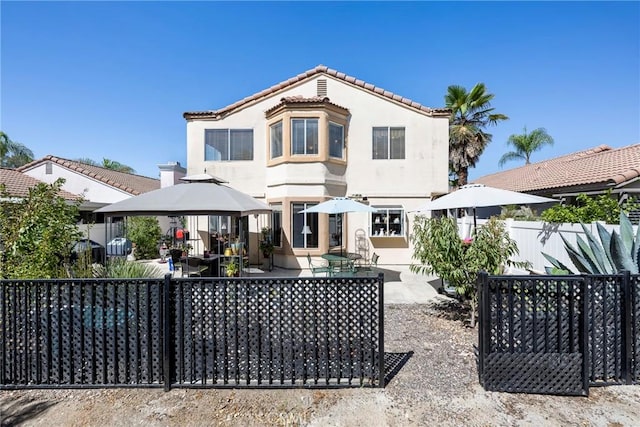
[
  {"left": 0, "top": 168, "right": 80, "bottom": 200},
  {"left": 474, "top": 144, "right": 640, "bottom": 195},
  {"left": 183, "top": 64, "right": 451, "bottom": 120},
  {"left": 18, "top": 155, "right": 160, "bottom": 196}
]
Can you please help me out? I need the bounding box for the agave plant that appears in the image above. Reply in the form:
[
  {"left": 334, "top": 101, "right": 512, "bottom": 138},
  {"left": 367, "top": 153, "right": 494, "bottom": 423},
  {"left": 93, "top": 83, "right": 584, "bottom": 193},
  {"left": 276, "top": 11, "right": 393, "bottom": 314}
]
[{"left": 543, "top": 211, "right": 640, "bottom": 274}]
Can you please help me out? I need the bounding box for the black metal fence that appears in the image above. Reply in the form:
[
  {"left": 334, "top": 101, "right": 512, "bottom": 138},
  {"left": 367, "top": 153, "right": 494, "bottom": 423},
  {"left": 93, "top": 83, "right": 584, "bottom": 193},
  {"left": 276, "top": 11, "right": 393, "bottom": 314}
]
[
  {"left": 1, "top": 274, "right": 384, "bottom": 390},
  {"left": 478, "top": 272, "right": 639, "bottom": 396}
]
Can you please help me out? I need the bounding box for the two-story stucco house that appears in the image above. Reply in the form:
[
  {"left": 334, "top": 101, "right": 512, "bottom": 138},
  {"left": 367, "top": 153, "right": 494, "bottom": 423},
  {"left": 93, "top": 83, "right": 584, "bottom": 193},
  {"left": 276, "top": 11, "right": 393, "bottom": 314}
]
[{"left": 184, "top": 65, "right": 450, "bottom": 268}]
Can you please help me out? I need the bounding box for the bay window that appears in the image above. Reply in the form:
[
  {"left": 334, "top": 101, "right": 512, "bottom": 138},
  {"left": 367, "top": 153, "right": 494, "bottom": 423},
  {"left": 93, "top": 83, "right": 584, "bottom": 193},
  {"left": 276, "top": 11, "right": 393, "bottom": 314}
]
[
  {"left": 291, "top": 119, "right": 318, "bottom": 155},
  {"left": 270, "top": 121, "right": 283, "bottom": 159},
  {"left": 329, "top": 122, "right": 344, "bottom": 158}
]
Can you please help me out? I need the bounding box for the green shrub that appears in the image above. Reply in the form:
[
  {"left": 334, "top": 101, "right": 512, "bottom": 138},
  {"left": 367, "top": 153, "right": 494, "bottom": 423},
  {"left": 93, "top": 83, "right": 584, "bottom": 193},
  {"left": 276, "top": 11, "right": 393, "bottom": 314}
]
[
  {"left": 410, "top": 216, "right": 527, "bottom": 326},
  {"left": 0, "top": 179, "right": 83, "bottom": 279},
  {"left": 126, "top": 216, "right": 162, "bottom": 260},
  {"left": 92, "top": 257, "right": 162, "bottom": 278},
  {"left": 541, "top": 190, "right": 637, "bottom": 224}
]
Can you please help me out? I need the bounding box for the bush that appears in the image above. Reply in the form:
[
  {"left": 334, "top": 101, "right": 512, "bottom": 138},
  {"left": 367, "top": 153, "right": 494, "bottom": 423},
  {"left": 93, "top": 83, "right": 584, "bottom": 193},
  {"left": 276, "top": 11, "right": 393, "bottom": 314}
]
[
  {"left": 92, "top": 257, "right": 162, "bottom": 278},
  {"left": 410, "top": 216, "right": 527, "bottom": 326},
  {"left": 126, "top": 216, "right": 162, "bottom": 260},
  {"left": 0, "top": 179, "right": 83, "bottom": 279},
  {"left": 541, "top": 190, "right": 637, "bottom": 224}
]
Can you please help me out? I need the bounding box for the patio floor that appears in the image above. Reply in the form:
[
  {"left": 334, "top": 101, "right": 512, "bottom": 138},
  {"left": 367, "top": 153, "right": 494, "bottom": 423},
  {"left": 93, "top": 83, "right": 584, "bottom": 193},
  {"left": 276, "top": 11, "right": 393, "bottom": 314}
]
[{"left": 141, "top": 259, "right": 439, "bottom": 304}]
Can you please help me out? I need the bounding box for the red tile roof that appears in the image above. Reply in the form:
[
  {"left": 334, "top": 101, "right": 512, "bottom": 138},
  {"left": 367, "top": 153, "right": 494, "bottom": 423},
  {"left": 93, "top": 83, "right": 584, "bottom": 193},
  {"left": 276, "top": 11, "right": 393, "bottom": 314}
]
[
  {"left": 183, "top": 65, "right": 451, "bottom": 120},
  {"left": 0, "top": 168, "right": 80, "bottom": 200},
  {"left": 264, "top": 96, "right": 349, "bottom": 115},
  {"left": 474, "top": 144, "right": 640, "bottom": 194},
  {"left": 18, "top": 156, "right": 160, "bottom": 196}
]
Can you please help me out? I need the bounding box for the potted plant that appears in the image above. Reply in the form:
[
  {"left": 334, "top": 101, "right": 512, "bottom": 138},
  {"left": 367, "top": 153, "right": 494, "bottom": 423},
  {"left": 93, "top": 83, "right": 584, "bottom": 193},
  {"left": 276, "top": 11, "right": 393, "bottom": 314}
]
[
  {"left": 259, "top": 240, "right": 274, "bottom": 258},
  {"left": 225, "top": 260, "right": 239, "bottom": 277},
  {"left": 259, "top": 227, "right": 274, "bottom": 257}
]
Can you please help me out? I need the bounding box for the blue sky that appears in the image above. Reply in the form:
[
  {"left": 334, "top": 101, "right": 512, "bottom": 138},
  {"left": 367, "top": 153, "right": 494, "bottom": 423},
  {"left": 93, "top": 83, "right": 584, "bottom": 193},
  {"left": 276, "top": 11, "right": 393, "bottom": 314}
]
[{"left": 2, "top": 1, "right": 639, "bottom": 180}]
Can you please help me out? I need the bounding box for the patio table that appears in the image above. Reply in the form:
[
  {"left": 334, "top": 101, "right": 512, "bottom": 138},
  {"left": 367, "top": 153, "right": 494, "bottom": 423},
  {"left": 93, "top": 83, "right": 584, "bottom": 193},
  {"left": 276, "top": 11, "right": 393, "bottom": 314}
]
[{"left": 321, "top": 253, "right": 358, "bottom": 276}]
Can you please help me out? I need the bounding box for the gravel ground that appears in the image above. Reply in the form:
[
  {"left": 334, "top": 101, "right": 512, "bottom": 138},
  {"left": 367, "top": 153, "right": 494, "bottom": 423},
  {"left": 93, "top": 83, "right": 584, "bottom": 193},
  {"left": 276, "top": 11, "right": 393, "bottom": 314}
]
[{"left": 2, "top": 299, "right": 640, "bottom": 426}]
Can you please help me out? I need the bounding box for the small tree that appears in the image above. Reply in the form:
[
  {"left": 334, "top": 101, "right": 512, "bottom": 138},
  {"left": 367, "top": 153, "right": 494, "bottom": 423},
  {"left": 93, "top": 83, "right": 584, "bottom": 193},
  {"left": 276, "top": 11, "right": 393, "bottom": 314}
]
[
  {"left": 126, "top": 216, "right": 162, "bottom": 260},
  {"left": 0, "top": 179, "right": 83, "bottom": 279},
  {"left": 411, "top": 216, "right": 526, "bottom": 326}
]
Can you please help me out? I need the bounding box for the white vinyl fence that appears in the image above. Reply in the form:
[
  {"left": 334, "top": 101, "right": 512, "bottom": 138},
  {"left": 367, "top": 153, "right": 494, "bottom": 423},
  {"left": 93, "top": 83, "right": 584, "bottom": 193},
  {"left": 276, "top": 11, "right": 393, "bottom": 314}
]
[{"left": 459, "top": 218, "right": 623, "bottom": 274}]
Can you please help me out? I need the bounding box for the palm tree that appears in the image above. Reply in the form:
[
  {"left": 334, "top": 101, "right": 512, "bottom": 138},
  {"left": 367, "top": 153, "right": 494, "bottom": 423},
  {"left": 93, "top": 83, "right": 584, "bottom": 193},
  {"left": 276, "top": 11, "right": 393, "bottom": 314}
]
[
  {"left": 75, "top": 157, "right": 136, "bottom": 174},
  {"left": 498, "top": 127, "right": 554, "bottom": 167},
  {"left": 0, "top": 131, "right": 34, "bottom": 168},
  {"left": 445, "top": 84, "right": 508, "bottom": 187}
]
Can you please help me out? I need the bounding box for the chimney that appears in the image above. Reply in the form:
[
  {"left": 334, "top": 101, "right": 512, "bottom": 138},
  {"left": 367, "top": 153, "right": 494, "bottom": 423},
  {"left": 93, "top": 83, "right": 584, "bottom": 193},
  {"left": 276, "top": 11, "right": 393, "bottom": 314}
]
[{"left": 158, "top": 161, "right": 186, "bottom": 188}]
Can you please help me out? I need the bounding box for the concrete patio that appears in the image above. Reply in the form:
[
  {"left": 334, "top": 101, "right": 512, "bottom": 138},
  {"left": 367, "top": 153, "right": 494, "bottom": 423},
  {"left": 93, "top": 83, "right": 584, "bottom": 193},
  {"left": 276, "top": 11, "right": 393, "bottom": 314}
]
[{"left": 143, "top": 259, "right": 440, "bottom": 305}]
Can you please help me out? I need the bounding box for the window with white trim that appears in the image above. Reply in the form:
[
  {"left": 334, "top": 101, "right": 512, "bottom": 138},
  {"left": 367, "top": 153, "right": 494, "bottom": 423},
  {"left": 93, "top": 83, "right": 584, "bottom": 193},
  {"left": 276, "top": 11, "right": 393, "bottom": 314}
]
[
  {"left": 372, "top": 127, "right": 405, "bottom": 159},
  {"left": 205, "top": 129, "right": 254, "bottom": 161},
  {"left": 291, "top": 119, "right": 318, "bottom": 155},
  {"left": 370, "top": 206, "right": 404, "bottom": 237}
]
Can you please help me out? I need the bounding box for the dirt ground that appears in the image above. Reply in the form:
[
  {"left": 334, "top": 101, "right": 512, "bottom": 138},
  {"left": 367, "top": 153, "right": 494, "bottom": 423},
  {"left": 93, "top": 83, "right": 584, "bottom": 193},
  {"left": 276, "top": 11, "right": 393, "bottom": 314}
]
[{"left": 2, "top": 301, "right": 640, "bottom": 427}]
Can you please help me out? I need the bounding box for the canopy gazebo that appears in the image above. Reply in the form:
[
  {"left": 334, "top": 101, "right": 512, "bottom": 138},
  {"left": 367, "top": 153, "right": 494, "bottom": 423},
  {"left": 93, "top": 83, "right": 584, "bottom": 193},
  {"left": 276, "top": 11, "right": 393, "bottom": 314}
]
[{"left": 94, "top": 174, "right": 271, "bottom": 275}]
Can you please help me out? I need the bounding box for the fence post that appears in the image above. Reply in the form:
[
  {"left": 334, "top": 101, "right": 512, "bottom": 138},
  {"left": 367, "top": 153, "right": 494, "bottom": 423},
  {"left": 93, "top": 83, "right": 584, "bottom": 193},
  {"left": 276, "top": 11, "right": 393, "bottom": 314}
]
[
  {"left": 378, "top": 273, "right": 385, "bottom": 387},
  {"left": 162, "top": 273, "right": 173, "bottom": 392},
  {"left": 621, "top": 270, "right": 633, "bottom": 385},
  {"left": 477, "top": 271, "right": 489, "bottom": 386},
  {"left": 580, "top": 277, "right": 590, "bottom": 396}
]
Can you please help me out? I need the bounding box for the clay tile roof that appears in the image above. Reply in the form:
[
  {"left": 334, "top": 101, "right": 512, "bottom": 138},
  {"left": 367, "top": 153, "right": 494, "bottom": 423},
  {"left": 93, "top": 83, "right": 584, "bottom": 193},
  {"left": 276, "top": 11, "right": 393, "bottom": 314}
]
[
  {"left": 183, "top": 64, "right": 452, "bottom": 120},
  {"left": 474, "top": 144, "right": 640, "bottom": 193},
  {"left": 17, "top": 155, "right": 160, "bottom": 196},
  {"left": 264, "top": 96, "right": 348, "bottom": 115},
  {"left": 0, "top": 168, "right": 80, "bottom": 200}
]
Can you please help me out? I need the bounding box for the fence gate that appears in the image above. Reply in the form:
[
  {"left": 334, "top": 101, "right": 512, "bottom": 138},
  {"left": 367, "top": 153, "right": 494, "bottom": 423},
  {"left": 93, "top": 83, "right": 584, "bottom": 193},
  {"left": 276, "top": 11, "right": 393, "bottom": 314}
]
[
  {"left": 478, "top": 274, "right": 589, "bottom": 396},
  {"left": 587, "top": 273, "right": 639, "bottom": 386}
]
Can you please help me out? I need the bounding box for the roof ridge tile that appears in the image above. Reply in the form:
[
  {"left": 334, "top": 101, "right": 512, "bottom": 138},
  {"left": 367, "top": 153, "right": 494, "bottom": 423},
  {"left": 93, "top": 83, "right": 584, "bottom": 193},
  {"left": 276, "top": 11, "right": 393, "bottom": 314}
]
[{"left": 183, "top": 64, "right": 451, "bottom": 119}]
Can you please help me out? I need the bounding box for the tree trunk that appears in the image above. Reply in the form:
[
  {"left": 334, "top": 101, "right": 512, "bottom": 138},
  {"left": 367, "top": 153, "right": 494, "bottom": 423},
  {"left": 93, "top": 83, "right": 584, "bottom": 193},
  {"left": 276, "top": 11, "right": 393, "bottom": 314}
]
[
  {"left": 458, "top": 167, "right": 469, "bottom": 187},
  {"left": 469, "top": 293, "right": 478, "bottom": 328}
]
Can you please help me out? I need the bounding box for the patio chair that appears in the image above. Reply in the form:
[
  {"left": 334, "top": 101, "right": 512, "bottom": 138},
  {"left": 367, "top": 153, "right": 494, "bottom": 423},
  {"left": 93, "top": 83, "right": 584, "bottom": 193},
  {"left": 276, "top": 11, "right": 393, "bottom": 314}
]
[
  {"left": 306, "top": 253, "right": 333, "bottom": 277},
  {"left": 360, "top": 252, "right": 379, "bottom": 276}
]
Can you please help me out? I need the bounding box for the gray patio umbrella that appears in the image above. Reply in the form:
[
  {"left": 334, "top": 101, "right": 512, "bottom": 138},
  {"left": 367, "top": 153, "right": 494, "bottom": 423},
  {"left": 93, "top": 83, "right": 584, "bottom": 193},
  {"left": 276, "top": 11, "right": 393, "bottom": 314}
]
[
  {"left": 413, "top": 183, "right": 557, "bottom": 228},
  {"left": 94, "top": 178, "right": 271, "bottom": 217},
  {"left": 299, "top": 197, "right": 377, "bottom": 256}
]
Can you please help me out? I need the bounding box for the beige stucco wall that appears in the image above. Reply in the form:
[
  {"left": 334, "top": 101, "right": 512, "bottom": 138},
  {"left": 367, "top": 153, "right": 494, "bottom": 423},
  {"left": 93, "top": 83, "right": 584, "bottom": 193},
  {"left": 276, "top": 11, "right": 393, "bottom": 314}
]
[{"left": 185, "top": 74, "right": 448, "bottom": 266}]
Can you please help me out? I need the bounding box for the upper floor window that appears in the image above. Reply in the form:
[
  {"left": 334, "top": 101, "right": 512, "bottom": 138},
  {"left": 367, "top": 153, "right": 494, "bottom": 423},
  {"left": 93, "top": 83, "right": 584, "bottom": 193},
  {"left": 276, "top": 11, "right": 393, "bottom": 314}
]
[
  {"left": 329, "top": 122, "right": 344, "bottom": 158},
  {"left": 205, "top": 129, "right": 254, "bottom": 161},
  {"left": 372, "top": 127, "right": 405, "bottom": 159},
  {"left": 270, "top": 121, "right": 283, "bottom": 159},
  {"left": 291, "top": 118, "right": 318, "bottom": 155}
]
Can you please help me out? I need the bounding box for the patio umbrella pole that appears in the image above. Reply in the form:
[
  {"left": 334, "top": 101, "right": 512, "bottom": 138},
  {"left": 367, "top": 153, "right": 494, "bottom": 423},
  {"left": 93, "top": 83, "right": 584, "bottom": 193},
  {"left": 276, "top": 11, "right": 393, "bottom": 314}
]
[{"left": 473, "top": 207, "right": 477, "bottom": 234}]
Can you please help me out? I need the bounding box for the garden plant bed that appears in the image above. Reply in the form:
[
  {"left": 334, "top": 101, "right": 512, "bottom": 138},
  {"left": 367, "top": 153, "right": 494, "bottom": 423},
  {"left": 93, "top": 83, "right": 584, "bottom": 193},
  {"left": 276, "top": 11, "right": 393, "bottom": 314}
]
[{"left": 2, "top": 301, "right": 639, "bottom": 426}]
